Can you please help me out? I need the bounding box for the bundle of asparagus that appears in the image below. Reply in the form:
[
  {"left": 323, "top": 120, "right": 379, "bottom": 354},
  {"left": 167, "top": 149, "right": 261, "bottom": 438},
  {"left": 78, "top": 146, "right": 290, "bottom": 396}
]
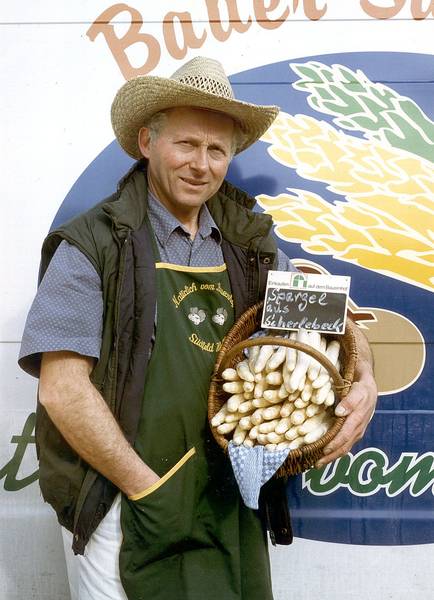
[{"left": 211, "top": 329, "right": 341, "bottom": 452}]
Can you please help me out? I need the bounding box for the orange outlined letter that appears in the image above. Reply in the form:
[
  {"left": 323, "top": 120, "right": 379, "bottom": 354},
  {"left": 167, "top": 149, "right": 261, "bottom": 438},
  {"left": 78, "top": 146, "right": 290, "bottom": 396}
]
[
  {"left": 163, "top": 12, "right": 207, "bottom": 59},
  {"left": 87, "top": 3, "right": 161, "bottom": 79},
  {"left": 360, "top": 0, "right": 406, "bottom": 18}
]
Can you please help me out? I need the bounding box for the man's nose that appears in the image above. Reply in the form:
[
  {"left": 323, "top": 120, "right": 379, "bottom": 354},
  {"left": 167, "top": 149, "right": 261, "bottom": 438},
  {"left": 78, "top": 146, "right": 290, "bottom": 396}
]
[{"left": 190, "top": 147, "right": 209, "bottom": 172}]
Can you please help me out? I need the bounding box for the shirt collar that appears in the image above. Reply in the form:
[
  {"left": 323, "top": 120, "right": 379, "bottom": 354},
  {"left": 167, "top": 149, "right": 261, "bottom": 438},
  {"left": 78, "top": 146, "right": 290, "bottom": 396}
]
[{"left": 147, "top": 191, "right": 222, "bottom": 246}]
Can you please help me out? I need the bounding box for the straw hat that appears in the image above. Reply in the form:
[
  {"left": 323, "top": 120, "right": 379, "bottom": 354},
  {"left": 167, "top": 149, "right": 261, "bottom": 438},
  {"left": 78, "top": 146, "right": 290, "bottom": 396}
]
[{"left": 111, "top": 56, "right": 279, "bottom": 159}]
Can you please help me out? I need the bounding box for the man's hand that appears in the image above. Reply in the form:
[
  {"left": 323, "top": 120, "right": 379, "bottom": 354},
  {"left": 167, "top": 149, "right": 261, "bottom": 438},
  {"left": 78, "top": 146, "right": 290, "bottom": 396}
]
[
  {"left": 316, "top": 321, "right": 378, "bottom": 468},
  {"left": 39, "top": 351, "right": 160, "bottom": 497}
]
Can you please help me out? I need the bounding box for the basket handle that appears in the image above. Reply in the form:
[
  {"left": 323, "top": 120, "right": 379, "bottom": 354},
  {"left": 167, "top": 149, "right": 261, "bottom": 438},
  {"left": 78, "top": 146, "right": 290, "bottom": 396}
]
[{"left": 216, "top": 337, "right": 350, "bottom": 398}]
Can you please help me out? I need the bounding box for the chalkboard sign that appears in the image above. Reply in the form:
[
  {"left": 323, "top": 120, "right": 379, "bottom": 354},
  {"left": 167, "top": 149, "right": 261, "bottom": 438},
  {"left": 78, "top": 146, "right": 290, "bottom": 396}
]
[{"left": 261, "top": 271, "right": 350, "bottom": 334}]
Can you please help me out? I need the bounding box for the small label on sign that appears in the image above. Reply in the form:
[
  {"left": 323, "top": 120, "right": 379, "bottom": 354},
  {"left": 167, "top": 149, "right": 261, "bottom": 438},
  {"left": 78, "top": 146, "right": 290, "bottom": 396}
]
[{"left": 261, "top": 271, "right": 351, "bottom": 334}]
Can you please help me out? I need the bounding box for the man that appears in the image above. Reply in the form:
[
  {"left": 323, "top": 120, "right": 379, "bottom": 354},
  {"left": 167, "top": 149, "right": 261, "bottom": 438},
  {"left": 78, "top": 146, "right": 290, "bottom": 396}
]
[{"left": 19, "top": 57, "right": 377, "bottom": 599}]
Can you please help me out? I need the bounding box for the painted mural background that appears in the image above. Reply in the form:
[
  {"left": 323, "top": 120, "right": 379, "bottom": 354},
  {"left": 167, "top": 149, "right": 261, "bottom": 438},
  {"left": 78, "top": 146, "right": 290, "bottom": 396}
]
[
  {"left": 1, "top": 3, "right": 433, "bottom": 598},
  {"left": 49, "top": 51, "right": 434, "bottom": 547}
]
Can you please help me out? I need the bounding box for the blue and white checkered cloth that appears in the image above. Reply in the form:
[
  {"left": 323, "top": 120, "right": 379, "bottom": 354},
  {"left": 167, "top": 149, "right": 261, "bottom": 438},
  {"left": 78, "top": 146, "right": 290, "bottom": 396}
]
[{"left": 228, "top": 442, "right": 290, "bottom": 509}]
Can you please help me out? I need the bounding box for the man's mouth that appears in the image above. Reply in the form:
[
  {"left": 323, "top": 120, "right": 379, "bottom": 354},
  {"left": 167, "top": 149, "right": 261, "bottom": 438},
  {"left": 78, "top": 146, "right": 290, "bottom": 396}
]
[{"left": 181, "top": 177, "right": 206, "bottom": 187}]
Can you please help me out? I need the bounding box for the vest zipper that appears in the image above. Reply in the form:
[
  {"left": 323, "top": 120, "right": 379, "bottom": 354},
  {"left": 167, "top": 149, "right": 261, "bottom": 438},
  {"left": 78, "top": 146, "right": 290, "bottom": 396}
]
[{"left": 110, "top": 232, "right": 130, "bottom": 412}]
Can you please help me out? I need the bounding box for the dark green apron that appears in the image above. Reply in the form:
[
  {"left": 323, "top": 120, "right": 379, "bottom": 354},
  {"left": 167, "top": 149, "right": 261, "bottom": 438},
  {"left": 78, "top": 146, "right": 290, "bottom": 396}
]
[{"left": 119, "top": 253, "right": 273, "bottom": 600}]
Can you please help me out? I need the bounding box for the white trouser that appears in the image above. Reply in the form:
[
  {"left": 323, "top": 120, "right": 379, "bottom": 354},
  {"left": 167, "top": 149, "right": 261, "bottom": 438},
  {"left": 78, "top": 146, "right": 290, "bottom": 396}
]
[{"left": 62, "top": 494, "right": 127, "bottom": 600}]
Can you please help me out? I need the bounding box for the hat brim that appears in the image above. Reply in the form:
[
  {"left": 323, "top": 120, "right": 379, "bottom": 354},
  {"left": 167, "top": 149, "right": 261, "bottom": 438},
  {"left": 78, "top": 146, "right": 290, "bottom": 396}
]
[{"left": 111, "top": 76, "right": 279, "bottom": 159}]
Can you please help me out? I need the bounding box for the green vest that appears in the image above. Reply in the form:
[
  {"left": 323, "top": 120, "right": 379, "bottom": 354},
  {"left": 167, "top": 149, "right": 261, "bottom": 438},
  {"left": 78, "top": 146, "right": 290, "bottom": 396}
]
[{"left": 36, "top": 161, "right": 281, "bottom": 553}]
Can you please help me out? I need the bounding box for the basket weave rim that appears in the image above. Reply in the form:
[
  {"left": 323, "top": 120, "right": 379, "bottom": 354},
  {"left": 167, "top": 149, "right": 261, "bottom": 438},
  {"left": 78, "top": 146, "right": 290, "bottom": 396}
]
[{"left": 208, "top": 301, "right": 358, "bottom": 475}]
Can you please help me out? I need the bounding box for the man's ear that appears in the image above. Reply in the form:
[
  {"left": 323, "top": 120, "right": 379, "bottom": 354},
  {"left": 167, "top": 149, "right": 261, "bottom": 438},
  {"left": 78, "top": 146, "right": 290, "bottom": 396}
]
[{"left": 138, "top": 127, "right": 151, "bottom": 159}]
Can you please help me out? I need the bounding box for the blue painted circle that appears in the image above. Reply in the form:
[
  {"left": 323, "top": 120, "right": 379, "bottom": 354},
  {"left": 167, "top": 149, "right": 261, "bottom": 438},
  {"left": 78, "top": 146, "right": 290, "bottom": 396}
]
[{"left": 51, "top": 52, "right": 434, "bottom": 545}]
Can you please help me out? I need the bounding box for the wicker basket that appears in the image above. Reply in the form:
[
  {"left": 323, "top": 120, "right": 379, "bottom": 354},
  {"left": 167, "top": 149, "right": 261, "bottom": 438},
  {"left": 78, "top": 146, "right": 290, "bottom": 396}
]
[{"left": 208, "top": 302, "right": 358, "bottom": 476}]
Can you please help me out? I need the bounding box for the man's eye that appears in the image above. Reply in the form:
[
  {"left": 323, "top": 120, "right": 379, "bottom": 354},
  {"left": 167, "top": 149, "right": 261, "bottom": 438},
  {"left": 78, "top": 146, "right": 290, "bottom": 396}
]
[{"left": 209, "top": 147, "right": 226, "bottom": 158}]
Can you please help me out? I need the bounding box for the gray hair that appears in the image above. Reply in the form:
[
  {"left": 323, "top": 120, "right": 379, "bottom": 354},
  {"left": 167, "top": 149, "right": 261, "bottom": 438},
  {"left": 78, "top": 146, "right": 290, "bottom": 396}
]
[{"left": 144, "top": 110, "right": 247, "bottom": 157}]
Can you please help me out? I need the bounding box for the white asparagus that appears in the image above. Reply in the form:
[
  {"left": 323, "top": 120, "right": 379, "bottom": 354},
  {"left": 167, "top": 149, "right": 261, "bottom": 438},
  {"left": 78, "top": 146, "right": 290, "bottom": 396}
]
[
  {"left": 315, "top": 380, "right": 332, "bottom": 405},
  {"left": 280, "top": 400, "right": 295, "bottom": 418},
  {"left": 227, "top": 394, "right": 244, "bottom": 412},
  {"left": 236, "top": 360, "right": 255, "bottom": 382},
  {"left": 217, "top": 422, "right": 237, "bottom": 434},
  {"left": 224, "top": 411, "right": 242, "bottom": 423},
  {"left": 297, "top": 373, "right": 307, "bottom": 392},
  {"left": 289, "top": 329, "right": 312, "bottom": 391},
  {"left": 306, "top": 403, "right": 321, "bottom": 417},
  {"left": 263, "top": 389, "right": 281, "bottom": 403},
  {"left": 265, "top": 371, "right": 283, "bottom": 386},
  {"left": 259, "top": 419, "right": 280, "bottom": 434},
  {"left": 282, "top": 364, "right": 293, "bottom": 393},
  {"left": 285, "top": 333, "right": 298, "bottom": 372},
  {"left": 294, "top": 397, "right": 309, "bottom": 409},
  {"left": 278, "top": 383, "right": 289, "bottom": 399},
  {"left": 311, "top": 336, "right": 328, "bottom": 385},
  {"left": 326, "top": 339, "right": 341, "bottom": 366},
  {"left": 256, "top": 433, "right": 269, "bottom": 445},
  {"left": 320, "top": 336, "right": 327, "bottom": 352},
  {"left": 254, "top": 345, "right": 274, "bottom": 373},
  {"left": 288, "top": 436, "right": 305, "bottom": 450},
  {"left": 238, "top": 400, "right": 255, "bottom": 414},
  {"left": 211, "top": 405, "right": 228, "bottom": 427},
  {"left": 251, "top": 409, "right": 265, "bottom": 426},
  {"left": 277, "top": 441, "right": 291, "bottom": 450},
  {"left": 324, "top": 389, "right": 336, "bottom": 406},
  {"left": 297, "top": 413, "right": 328, "bottom": 436},
  {"left": 239, "top": 416, "right": 253, "bottom": 430},
  {"left": 247, "top": 345, "right": 260, "bottom": 372},
  {"left": 221, "top": 368, "right": 238, "bottom": 381},
  {"left": 254, "top": 378, "right": 267, "bottom": 398},
  {"left": 311, "top": 372, "right": 331, "bottom": 390},
  {"left": 306, "top": 331, "right": 323, "bottom": 381},
  {"left": 275, "top": 417, "right": 292, "bottom": 435},
  {"left": 249, "top": 425, "right": 259, "bottom": 440},
  {"left": 290, "top": 409, "right": 306, "bottom": 425},
  {"left": 266, "top": 444, "right": 277, "bottom": 451},
  {"left": 284, "top": 426, "right": 299, "bottom": 441},
  {"left": 262, "top": 405, "right": 282, "bottom": 421},
  {"left": 310, "top": 384, "right": 330, "bottom": 405},
  {"left": 243, "top": 381, "right": 255, "bottom": 393},
  {"left": 222, "top": 381, "right": 244, "bottom": 394},
  {"left": 304, "top": 423, "right": 329, "bottom": 444},
  {"left": 216, "top": 330, "right": 344, "bottom": 451},
  {"left": 312, "top": 340, "right": 340, "bottom": 389},
  {"left": 266, "top": 345, "right": 286, "bottom": 371},
  {"left": 301, "top": 381, "right": 313, "bottom": 402},
  {"left": 233, "top": 426, "right": 247, "bottom": 445},
  {"left": 252, "top": 397, "right": 271, "bottom": 408},
  {"left": 267, "top": 431, "right": 285, "bottom": 444}
]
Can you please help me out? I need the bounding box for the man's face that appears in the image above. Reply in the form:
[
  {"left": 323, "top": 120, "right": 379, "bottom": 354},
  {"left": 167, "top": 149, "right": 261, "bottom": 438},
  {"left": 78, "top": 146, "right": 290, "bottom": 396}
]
[{"left": 138, "top": 107, "right": 234, "bottom": 222}]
